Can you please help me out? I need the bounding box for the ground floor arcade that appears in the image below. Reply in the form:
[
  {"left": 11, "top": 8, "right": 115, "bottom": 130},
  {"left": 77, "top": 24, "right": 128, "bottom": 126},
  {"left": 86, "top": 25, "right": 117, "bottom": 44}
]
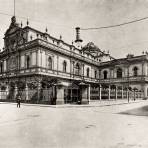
[
  {"left": 0, "top": 76, "right": 145, "bottom": 104},
  {"left": 90, "top": 84, "right": 143, "bottom": 101}
]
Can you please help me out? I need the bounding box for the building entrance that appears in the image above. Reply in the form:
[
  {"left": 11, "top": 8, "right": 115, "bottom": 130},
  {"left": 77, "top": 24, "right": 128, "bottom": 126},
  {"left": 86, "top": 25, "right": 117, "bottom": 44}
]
[{"left": 64, "top": 89, "right": 80, "bottom": 104}]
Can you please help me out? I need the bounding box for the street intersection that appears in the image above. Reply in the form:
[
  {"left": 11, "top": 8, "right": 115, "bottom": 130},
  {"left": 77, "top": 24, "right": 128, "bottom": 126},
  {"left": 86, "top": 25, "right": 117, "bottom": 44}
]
[{"left": 0, "top": 101, "right": 148, "bottom": 148}]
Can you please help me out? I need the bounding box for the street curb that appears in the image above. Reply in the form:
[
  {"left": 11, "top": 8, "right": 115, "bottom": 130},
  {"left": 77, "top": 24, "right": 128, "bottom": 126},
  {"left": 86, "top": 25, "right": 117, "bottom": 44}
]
[
  {"left": 0, "top": 100, "right": 147, "bottom": 108},
  {"left": 54, "top": 100, "right": 146, "bottom": 108}
]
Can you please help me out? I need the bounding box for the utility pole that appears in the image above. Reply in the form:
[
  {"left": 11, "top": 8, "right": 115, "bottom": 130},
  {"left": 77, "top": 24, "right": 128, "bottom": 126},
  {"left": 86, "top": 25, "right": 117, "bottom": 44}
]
[{"left": 14, "top": 0, "right": 16, "bottom": 16}]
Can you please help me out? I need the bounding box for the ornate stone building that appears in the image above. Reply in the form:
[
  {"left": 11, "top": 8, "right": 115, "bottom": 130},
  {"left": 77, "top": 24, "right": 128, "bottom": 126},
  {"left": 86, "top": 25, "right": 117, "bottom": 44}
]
[{"left": 0, "top": 16, "right": 145, "bottom": 104}]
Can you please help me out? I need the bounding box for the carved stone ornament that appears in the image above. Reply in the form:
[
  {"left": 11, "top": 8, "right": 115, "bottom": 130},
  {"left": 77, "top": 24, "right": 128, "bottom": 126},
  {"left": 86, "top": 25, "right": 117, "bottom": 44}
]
[{"left": 9, "top": 56, "right": 17, "bottom": 70}]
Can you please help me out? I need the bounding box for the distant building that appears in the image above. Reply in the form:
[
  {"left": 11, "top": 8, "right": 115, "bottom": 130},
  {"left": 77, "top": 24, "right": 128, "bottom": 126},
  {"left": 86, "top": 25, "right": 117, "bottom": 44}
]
[{"left": 0, "top": 16, "right": 145, "bottom": 104}]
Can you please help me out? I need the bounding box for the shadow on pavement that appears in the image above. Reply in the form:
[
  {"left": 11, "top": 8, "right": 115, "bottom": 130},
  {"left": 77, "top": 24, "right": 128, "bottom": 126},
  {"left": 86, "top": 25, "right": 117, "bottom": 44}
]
[{"left": 119, "top": 105, "right": 148, "bottom": 116}]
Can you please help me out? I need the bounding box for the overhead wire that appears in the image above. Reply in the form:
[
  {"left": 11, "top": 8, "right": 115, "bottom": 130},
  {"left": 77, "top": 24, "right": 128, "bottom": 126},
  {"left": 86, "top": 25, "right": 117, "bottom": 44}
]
[
  {"left": 80, "top": 15, "right": 148, "bottom": 60},
  {"left": 0, "top": 11, "right": 74, "bottom": 30},
  {"left": 81, "top": 16, "right": 148, "bottom": 30},
  {"left": 0, "top": 10, "right": 148, "bottom": 60},
  {"left": 1, "top": 10, "right": 148, "bottom": 31}
]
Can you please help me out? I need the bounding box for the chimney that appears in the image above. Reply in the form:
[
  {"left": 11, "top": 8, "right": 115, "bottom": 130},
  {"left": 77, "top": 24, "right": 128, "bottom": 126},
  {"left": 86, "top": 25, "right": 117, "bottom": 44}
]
[
  {"left": 75, "top": 27, "right": 83, "bottom": 48},
  {"left": 75, "top": 27, "right": 83, "bottom": 42}
]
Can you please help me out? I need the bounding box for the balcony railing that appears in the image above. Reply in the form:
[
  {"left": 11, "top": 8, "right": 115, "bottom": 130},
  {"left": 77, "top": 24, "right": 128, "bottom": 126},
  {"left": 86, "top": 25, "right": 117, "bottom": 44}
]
[
  {"left": 1, "top": 66, "right": 148, "bottom": 84},
  {"left": 99, "top": 75, "right": 147, "bottom": 83}
]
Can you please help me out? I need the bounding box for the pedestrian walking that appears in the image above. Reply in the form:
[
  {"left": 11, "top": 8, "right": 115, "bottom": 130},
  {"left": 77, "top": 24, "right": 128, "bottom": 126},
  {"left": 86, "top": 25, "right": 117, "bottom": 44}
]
[{"left": 16, "top": 95, "right": 21, "bottom": 108}]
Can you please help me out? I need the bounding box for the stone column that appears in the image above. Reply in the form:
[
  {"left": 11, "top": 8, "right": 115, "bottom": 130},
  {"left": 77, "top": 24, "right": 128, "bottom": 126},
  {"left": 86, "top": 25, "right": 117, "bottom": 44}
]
[
  {"left": 142, "top": 85, "right": 147, "bottom": 99},
  {"left": 37, "top": 81, "right": 41, "bottom": 103},
  {"left": 108, "top": 85, "right": 111, "bottom": 100},
  {"left": 98, "top": 86, "right": 100, "bottom": 100},
  {"left": 99, "top": 84, "right": 102, "bottom": 100},
  {"left": 36, "top": 50, "right": 39, "bottom": 66},
  {"left": 137, "top": 91, "right": 139, "bottom": 99},
  {"left": 121, "top": 86, "right": 124, "bottom": 99},
  {"left": 0, "top": 86, "right": 1, "bottom": 100},
  {"left": 82, "top": 64, "right": 84, "bottom": 79},
  {"left": 73, "top": 61, "right": 75, "bottom": 78},
  {"left": 87, "top": 84, "right": 90, "bottom": 104},
  {"left": 56, "top": 85, "right": 64, "bottom": 104},
  {"left": 25, "top": 83, "right": 29, "bottom": 101},
  {"left": 14, "top": 84, "right": 18, "bottom": 100},
  {"left": 6, "top": 85, "right": 9, "bottom": 99},
  {"left": 79, "top": 85, "right": 89, "bottom": 104},
  {"left": 133, "top": 90, "right": 136, "bottom": 101},
  {"left": 57, "top": 56, "right": 59, "bottom": 75},
  {"left": 51, "top": 85, "right": 57, "bottom": 105},
  {"left": 142, "top": 61, "right": 146, "bottom": 76},
  {"left": 127, "top": 88, "right": 129, "bottom": 102},
  {"left": 115, "top": 86, "right": 118, "bottom": 100}
]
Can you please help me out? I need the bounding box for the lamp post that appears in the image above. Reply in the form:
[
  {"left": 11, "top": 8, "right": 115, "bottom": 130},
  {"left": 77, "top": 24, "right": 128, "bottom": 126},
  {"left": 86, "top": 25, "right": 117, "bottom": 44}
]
[
  {"left": 127, "top": 68, "right": 130, "bottom": 103},
  {"left": 127, "top": 71, "right": 135, "bottom": 103}
]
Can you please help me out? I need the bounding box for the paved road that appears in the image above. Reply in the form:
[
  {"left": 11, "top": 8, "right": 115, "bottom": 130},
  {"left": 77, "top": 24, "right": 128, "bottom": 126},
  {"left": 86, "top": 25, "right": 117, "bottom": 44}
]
[{"left": 0, "top": 101, "right": 148, "bottom": 148}]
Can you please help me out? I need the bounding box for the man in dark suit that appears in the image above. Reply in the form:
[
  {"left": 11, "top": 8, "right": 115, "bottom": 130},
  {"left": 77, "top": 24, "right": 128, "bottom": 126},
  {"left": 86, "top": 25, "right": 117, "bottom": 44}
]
[{"left": 16, "top": 95, "right": 21, "bottom": 108}]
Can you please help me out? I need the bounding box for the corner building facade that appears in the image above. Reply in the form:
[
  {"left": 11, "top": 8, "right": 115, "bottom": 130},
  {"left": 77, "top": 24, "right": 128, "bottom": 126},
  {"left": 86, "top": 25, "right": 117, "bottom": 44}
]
[{"left": 0, "top": 16, "right": 146, "bottom": 104}]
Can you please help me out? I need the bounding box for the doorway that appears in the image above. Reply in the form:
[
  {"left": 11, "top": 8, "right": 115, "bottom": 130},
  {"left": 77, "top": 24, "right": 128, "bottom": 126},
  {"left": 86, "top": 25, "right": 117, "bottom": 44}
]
[{"left": 64, "top": 89, "right": 80, "bottom": 104}]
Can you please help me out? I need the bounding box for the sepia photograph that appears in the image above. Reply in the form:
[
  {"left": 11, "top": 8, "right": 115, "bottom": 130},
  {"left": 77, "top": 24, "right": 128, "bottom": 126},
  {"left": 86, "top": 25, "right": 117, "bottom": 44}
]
[{"left": 0, "top": 0, "right": 148, "bottom": 147}]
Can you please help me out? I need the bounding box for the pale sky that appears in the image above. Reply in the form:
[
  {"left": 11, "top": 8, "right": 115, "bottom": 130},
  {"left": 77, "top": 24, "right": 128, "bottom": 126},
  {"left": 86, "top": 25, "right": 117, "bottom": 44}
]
[{"left": 1, "top": 0, "right": 148, "bottom": 58}]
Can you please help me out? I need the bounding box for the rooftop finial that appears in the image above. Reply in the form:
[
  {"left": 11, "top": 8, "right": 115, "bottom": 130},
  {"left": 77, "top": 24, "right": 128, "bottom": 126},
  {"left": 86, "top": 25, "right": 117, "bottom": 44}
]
[
  {"left": 27, "top": 19, "right": 29, "bottom": 26},
  {"left": 21, "top": 21, "right": 23, "bottom": 27},
  {"left": 60, "top": 35, "right": 62, "bottom": 40},
  {"left": 11, "top": 16, "right": 16, "bottom": 24},
  {"left": 10, "top": 15, "right": 19, "bottom": 27},
  {"left": 45, "top": 27, "right": 48, "bottom": 33}
]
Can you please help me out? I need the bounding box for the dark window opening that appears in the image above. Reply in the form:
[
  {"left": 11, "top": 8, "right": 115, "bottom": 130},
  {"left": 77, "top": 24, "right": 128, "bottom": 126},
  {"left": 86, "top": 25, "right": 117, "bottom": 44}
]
[
  {"left": 133, "top": 67, "right": 138, "bottom": 76},
  {"left": 103, "top": 71, "right": 108, "bottom": 79},
  {"left": 63, "top": 61, "right": 67, "bottom": 72},
  {"left": 75, "top": 63, "right": 80, "bottom": 75},
  {"left": 95, "top": 70, "right": 97, "bottom": 78},
  {"left": 48, "top": 57, "right": 52, "bottom": 70},
  {"left": 26, "top": 56, "right": 30, "bottom": 69},
  {"left": 87, "top": 68, "right": 90, "bottom": 77},
  {"left": 0, "top": 62, "right": 3, "bottom": 73},
  {"left": 117, "top": 68, "right": 122, "bottom": 78}
]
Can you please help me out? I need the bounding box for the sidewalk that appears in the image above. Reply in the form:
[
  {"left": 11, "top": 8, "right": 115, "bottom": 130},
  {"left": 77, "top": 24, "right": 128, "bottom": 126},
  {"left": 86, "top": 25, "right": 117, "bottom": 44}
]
[
  {"left": 89, "top": 99, "right": 144, "bottom": 106},
  {"left": 0, "top": 99, "right": 146, "bottom": 108},
  {"left": 56, "top": 99, "right": 146, "bottom": 108}
]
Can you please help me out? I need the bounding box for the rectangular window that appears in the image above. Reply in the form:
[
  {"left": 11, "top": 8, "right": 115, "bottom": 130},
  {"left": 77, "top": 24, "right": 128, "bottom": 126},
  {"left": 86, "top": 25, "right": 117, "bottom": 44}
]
[
  {"left": 32, "top": 52, "right": 36, "bottom": 65},
  {"left": 63, "top": 61, "right": 67, "bottom": 72},
  {"left": 95, "top": 70, "right": 97, "bottom": 78},
  {"left": 26, "top": 55, "right": 30, "bottom": 69},
  {"left": 21, "top": 56, "right": 25, "bottom": 68}
]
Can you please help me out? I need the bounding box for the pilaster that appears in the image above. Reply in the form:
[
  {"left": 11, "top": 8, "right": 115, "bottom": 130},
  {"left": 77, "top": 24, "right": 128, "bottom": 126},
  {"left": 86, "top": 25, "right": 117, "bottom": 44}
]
[
  {"left": 99, "top": 84, "right": 102, "bottom": 100},
  {"left": 108, "top": 85, "right": 111, "bottom": 100}
]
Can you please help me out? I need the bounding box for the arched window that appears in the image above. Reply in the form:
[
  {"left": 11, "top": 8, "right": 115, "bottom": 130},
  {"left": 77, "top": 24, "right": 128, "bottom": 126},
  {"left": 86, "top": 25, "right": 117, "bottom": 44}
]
[
  {"left": 48, "top": 57, "right": 52, "bottom": 70},
  {"left": 26, "top": 56, "right": 30, "bottom": 69},
  {"left": 133, "top": 67, "right": 138, "bottom": 76},
  {"left": 63, "top": 61, "right": 67, "bottom": 72},
  {"left": 117, "top": 68, "right": 122, "bottom": 78},
  {"left": 87, "top": 68, "right": 90, "bottom": 77},
  {"left": 75, "top": 63, "right": 80, "bottom": 75},
  {"left": 103, "top": 70, "right": 108, "bottom": 79}
]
